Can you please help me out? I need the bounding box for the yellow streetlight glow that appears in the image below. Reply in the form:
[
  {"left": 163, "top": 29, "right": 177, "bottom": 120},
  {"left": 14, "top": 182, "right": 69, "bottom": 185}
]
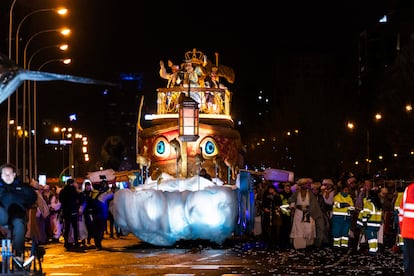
[
  {"left": 9, "top": 6, "right": 69, "bottom": 170},
  {"left": 57, "top": 8, "right": 68, "bottom": 15},
  {"left": 60, "top": 28, "right": 71, "bottom": 36},
  {"left": 59, "top": 44, "right": 69, "bottom": 51}
]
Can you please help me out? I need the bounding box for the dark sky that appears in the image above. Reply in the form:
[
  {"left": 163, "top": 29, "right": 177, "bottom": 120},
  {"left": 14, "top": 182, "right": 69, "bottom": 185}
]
[
  {"left": 58, "top": 1, "right": 387, "bottom": 85},
  {"left": 59, "top": 0, "right": 388, "bottom": 119},
  {"left": 0, "top": 0, "right": 389, "bottom": 175},
  {"left": 1, "top": 0, "right": 388, "bottom": 105}
]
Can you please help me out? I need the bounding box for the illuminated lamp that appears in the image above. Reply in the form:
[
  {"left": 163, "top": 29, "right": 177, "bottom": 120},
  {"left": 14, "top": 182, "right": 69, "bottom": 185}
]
[{"left": 178, "top": 96, "right": 199, "bottom": 142}]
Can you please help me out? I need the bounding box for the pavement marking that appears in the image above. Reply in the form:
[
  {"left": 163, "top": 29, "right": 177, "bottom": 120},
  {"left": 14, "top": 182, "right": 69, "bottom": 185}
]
[
  {"left": 42, "top": 263, "right": 93, "bottom": 269},
  {"left": 164, "top": 274, "right": 195, "bottom": 276},
  {"left": 137, "top": 264, "right": 246, "bottom": 269},
  {"left": 48, "top": 274, "right": 83, "bottom": 276},
  {"left": 196, "top": 253, "right": 223, "bottom": 261}
]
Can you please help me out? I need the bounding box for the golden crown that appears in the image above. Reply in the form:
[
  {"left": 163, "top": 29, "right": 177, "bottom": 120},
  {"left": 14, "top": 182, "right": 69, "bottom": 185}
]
[{"left": 184, "top": 48, "right": 204, "bottom": 65}]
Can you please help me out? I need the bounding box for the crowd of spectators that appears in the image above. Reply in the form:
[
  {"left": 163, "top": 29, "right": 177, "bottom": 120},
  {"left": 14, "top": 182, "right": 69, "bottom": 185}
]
[
  {"left": 253, "top": 173, "right": 402, "bottom": 255},
  {"left": 0, "top": 170, "right": 120, "bottom": 254}
]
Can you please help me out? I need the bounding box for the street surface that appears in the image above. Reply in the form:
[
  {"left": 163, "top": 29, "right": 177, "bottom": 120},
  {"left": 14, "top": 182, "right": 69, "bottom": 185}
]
[{"left": 36, "top": 233, "right": 404, "bottom": 276}]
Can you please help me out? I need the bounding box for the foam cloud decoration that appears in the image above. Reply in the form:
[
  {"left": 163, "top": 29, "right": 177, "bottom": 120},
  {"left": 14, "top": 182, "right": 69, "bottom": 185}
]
[{"left": 111, "top": 175, "right": 239, "bottom": 246}]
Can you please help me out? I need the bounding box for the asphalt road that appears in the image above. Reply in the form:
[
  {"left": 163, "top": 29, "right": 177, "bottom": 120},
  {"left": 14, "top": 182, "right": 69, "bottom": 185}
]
[{"left": 32, "top": 233, "right": 404, "bottom": 276}]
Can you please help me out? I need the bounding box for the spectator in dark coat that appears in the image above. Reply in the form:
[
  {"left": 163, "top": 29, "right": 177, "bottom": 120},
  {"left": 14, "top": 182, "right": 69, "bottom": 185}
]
[
  {"left": 0, "top": 163, "right": 37, "bottom": 262},
  {"left": 59, "top": 178, "right": 81, "bottom": 249},
  {"left": 261, "top": 184, "right": 283, "bottom": 250}
]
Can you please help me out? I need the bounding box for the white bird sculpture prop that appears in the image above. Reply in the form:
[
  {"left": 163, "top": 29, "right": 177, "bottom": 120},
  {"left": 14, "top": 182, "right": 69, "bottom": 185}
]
[{"left": 0, "top": 52, "right": 117, "bottom": 105}]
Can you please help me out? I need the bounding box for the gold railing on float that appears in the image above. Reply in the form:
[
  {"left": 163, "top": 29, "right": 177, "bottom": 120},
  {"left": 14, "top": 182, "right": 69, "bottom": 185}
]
[{"left": 156, "top": 87, "right": 231, "bottom": 116}]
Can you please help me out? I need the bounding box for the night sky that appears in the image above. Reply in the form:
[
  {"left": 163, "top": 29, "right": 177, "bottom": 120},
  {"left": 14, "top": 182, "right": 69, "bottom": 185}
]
[{"left": 0, "top": 0, "right": 390, "bottom": 178}]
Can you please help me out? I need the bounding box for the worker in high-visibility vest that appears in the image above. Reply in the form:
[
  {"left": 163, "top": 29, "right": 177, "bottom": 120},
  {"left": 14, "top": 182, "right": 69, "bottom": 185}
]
[
  {"left": 357, "top": 191, "right": 382, "bottom": 255},
  {"left": 399, "top": 182, "right": 414, "bottom": 276},
  {"left": 332, "top": 185, "right": 354, "bottom": 249}
]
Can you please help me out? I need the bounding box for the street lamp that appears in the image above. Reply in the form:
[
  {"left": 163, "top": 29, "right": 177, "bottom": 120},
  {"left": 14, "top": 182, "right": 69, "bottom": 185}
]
[
  {"left": 52, "top": 127, "right": 86, "bottom": 178},
  {"left": 32, "top": 58, "right": 71, "bottom": 178},
  {"left": 7, "top": 6, "right": 67, "bottom": 165},
  {"left": 16, "top": 8, "right": 68, "bottom": 64},
  {"left": 20, "top": 28, "right": 70, "bottom": 178},
  {"left": 72, "top": 133, "right": 88, "bottom": 177},
  {"left": 27, "top": 44, "right": 69, "bottom": 70},
  {"left": 26, "top": 45, "right": 69, "bottom": 179},
  {"left": 54, "top": 126, "right": 72, "bottom": 178},
  {"left": 366, "top": 113, "right": 383, "bottom": 175},
  {"left": 346, "top": 114, "right": 382, "bottom": 175},
  {"left": 23, "top": 28, "right": 71, "bottom": 69}
]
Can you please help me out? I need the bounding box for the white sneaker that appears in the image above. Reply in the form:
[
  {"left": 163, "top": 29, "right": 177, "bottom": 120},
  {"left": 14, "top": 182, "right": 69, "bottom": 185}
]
[
  {"left": 23, "top": 255, "right": 35, "bottom": 267},
  {"left": 12, "top": 256, "right": 24, "bottom": 269}
]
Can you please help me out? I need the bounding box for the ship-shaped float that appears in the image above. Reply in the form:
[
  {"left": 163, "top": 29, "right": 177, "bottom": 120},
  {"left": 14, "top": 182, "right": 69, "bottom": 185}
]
[
  {"left": 110, "top": 49, "right": 251, "bottom": 246},
  {"left": 139, "top": 48, "right": 244, "bottom": 181}
]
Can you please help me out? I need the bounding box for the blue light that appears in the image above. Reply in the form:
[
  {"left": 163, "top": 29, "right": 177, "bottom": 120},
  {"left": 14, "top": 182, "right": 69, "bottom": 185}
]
[
  {"left": 69, "top": 114, "right": 77, "bottom": 121},
  {"left": 120, "top": 72, "right": 143, "bottom": 81}
]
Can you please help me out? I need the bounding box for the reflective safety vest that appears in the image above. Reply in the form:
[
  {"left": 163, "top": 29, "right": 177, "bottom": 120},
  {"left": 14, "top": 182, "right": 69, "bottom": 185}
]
[
  {"left": 357, "top": 198, "right": 382, "bottom": 229},
  {"left": 279, "top": 194, "right": 291, "bottom": 216},
  {"left": 394, "top": 192, "right": 404, "bottom": 211},
  {"left": 399, "top": 183, "right": 414, "bottom": 239},
  {"left": 332, "top": 193, "right": 354, "bottom": 216}
]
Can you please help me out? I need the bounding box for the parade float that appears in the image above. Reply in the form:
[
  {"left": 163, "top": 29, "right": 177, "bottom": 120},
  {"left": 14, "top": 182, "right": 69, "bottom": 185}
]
[{"left": 109, "top": 49, "right": 293, "bottom": 246}]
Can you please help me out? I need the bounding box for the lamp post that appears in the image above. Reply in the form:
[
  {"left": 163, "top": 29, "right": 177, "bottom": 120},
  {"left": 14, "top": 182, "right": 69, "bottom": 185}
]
[
  {"left": 27, "top": 44, "right": 69, "bottom": 69},
  {"left": 54, "top": 126, "right": 72, "bottom": 178},
  {"left": 8, "top": 7, "right": 67, "bottom": 168},
  {"left": 16, "top": 8, "right": 68, "bottom": 65},
  {"left": 32, "top": 58, "right": 71, "bottom": 178},
  {"left": 6, "top": 0, "right": 17, "bottom": 164},
  {"left": 366, "top": 113, "right": 382, "bottom": 175},
  {"left": 346, "top": 113, "right": 382, "bottom": 176},
  {"left": 71, "top": 133, "right": 87, "bottom": 178},
  {"left": 52, "top": 127, "right": 85, "bottom": 178},
  {"left": 20, "top": 28, "right": 70, "bottom": 179},
  {"left": 23, "top": 28, "right": 71, "bottom": 70},
  {"left": 26, "top": 44, "right": 69, "bottom": 179}
]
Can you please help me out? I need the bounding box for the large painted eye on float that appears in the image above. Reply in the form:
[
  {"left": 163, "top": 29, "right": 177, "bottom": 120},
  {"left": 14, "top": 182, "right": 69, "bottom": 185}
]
[
  {"left": 153, "top": 136, "right": 171, "bottom": 159},
  {"left": 199, "top": 137, "right": 219, "bottom": 159}
]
